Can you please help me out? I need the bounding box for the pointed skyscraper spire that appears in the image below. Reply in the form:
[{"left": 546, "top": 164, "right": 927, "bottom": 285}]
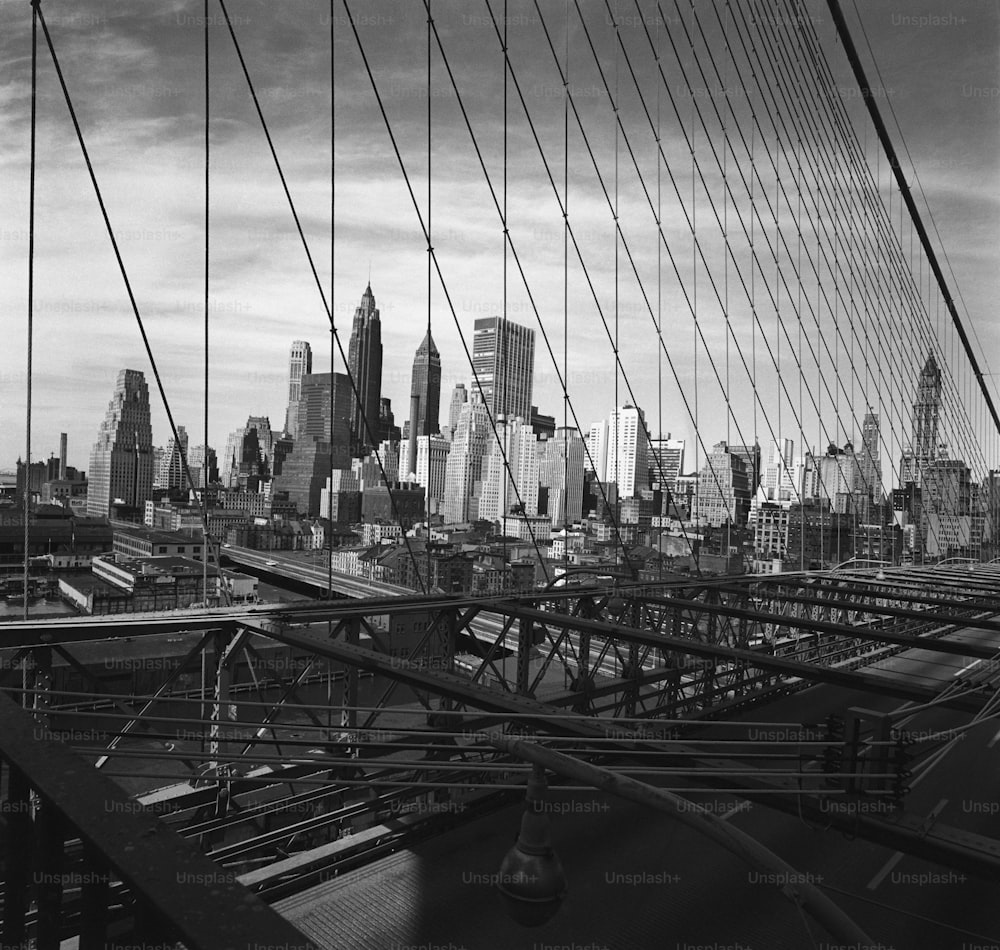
[
  {"left": 347, "top": 284, "right": 384, "bottom": 456},
  {"left": 410, "top": 327, "right": 442, "bottom": 438}
]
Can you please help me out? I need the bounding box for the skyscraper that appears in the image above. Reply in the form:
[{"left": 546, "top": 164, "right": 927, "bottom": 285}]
[
  {"left": 448, "top": 383, "right": 468, "bottom": 432},
  {"left": 694, "top": 441, "right": 751, "bottom": 527},
  {"left": 900, "top": 353, "right": 942, "bottom": 487},
  {"left": 585, "top": 420, "right": 609, "bottom": 482},
  {"left": 648, "top": 435, "right": 685, "bottom": 495},
  {"left": 399, "top": 435, "right": 451, "bottom": 512},
  {"left": 913, "top": 353, "right": 942, "bottom": 462},
  {"left": 477, "top": 417, "right": 539, "bottom": 525},
  {"left": 222, "top": 417, "right": 275, "bottom": 489},
  {"left": 857, "top": 413, "right": 882, "bottom": 500},
  {"left": 409, "top": 330, "right": 442, "bottom": 437},
  {"left": 156, "top": 425, "right": 189, "bottom": 493},
  {"left": 606, "top": 405, "right": 649, "bottom": 499},
  {"left": 187, "top": 443, "right": 218, "bottom": 489},
  {"left": 273, "top": 372, "right": 354, "bottom": 516},
  {"left": 87, "top": 369, "right": 155, "bottom": 517},
  {"left": 296, "top": 372, "right": 352, "bottom": 460},
  {"left": 442, "top": 400, "right": 492, "bottom": 524},
  {"left": 284, "top": 340, "right": 312, "bottom": 439},
  {"left": 730, "top": 443, "right": 762, "bottom": 495},
  {"left": 537, "top": 427, "right": 586, "bottom": 527},
  {"left": 348, "top": 284, "right": 383, "bottom": 456},
  {"left": 761, "top": 438, "right": 795, "bottom": 502},
  {"left": 471, "top": 316, "right": 535, "bottom": 422}
]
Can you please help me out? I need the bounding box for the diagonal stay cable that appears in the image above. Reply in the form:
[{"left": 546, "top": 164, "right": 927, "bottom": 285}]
[
  {"left": 490, "top": 0, "right": 742, "bottom": 552},
  {"left": 338, "top": 0, "right": 553, "bottom": 582},
  {"left": 421, "top": 1, "right": 659, "bottom": 573},
  {"left": 33, "top": 1, "right": 227, "bottom": 601},
  {"left": 216, "top": 0, "right": 432, "bottom": 593}
]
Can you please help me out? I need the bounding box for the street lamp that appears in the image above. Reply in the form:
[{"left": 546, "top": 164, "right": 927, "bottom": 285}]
[
  {"left": 487, "top": 731, "right": 873, "bottom": 944},
  {"left": 497, "top": 763, "right": 567, "bottom": 927}
]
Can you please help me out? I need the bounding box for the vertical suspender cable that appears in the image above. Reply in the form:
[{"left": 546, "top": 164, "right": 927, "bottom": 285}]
[
  {"left": 690, "top": 0, "right": 698, "bottom": 532},
  {"left": 200, "top": 0, "right": 210, "bottom": 747},
  {"left": 563, "top": 0, "right": 569, "bottom": 577},
  {"left": 23, "top": 0, "right": 37, "bottom": 644},
  {"left": 426, "top": 0, "right": 432, "bottom": 587},
  {"left": 502, "top": 0, "right": 507, "bottom": 573},
  {"left": 203, "top": 0, "right": 210, "bottom": 610},
  {"left": 656, "top": 9, "right": 662, "bottom": 577},
  {"left": 613, "top": 5, "right": 620, "bottom": 559},
  {"left": 328, "top": 0, "right": 335, "bottom": 600}
]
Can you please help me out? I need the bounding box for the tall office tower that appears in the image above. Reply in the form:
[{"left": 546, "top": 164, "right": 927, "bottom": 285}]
[
  {"left": 87, "top": 369, "right": 155, "bottom": 517},
  {"left": 585, "top": 420, "right": 609, "bottom": 481},
  {"left": 347, "top": 284, "right": 383, "bottom": 456},
  {"left": 606, "top": 405, "right": 649, "bottom": 499},
  {"left": 648, "top": 435, "right": 685, "bottom": 494},
  {"left": 221, "top": 417, "right": 275, "bottom": 489},
  {"left": 379, "top": 397, "right": 401, "bottom": 443},
  {"left": 900, "top": 353, "right": 942, "bottom": 487},
  {"left": 817, "top": 442, "right": 861, "bottom": 514},
  {"left": 693, "top": 441, "right": 751, "bottom": 527},
  {"left": 187, "top": 444, "right": 218, "bottom": 488},
  {"left": 921, "top": 459, "right": 973, "bottom": 557},
  {"left": 294, "top": 372, "right": 353, "bottom": 465},
  {"left": 471, "top": 316, "right": 535, "bottom": 422},
  {"left": 156, "top": 425, "right": 190, "bottom": 493},
  {"left": 537, "top": 427, "right": 586, "bottom": 527},
  {"left": 284, "top": 340, "right": 312, "bottom": 439},
  {"left": 273, "top": 372, "right": 354, "bottom": 515},
  {"left": 409, "top": 330, "right": 442, "bottom": 437},
  {"left": 857, "top": 413, "right": 882, "bottom": 499},
  {"left": 793, "top": 452, "right": 818, "bottom": 501},
  {"left": 762, "top": 438, "right": 795, "bottom": 502},
  {"left": 448, "top": 382, "right": 468, "bottom": 432},
  {"left": 442, "top": 400, "right": 492, "bottom": 524},
  {"left": 477, "top": 417, "right": 539, "bottom": 525},
  {"left": 730, "top": 443, "right": 762, "bottom": 494},
  {"left": 320, "top": 469, "right": 362, "bottom": 526},
  {"left": 399, "top": 435, "right": 451, "bottom": 512}
]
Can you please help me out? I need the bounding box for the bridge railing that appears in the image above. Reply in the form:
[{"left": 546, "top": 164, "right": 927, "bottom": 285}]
[{"left": 0, "top": 691, "right": 316, "bottom": 950}]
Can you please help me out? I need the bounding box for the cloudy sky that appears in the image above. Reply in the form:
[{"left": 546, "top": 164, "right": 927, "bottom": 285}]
[{"left": 0, "top": 0, "right": 997, "bottom": 479}]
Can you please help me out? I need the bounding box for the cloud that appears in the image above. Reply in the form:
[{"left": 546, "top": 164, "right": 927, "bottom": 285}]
[{"left": 0, "top": 0, "right": 996, "bottom": 482}]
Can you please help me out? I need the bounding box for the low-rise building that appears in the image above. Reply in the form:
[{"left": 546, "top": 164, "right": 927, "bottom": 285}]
[
  {"left": 113, "top": 527, "right": 204, "bottom": 562},
  {"left": 69, "top": 554, "right": 219, "bottom": 613}
]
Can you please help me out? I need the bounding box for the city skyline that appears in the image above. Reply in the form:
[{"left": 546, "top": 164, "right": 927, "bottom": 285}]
[
  {"left": 0, "top": 1, "right": 996, "bottom": 480},
  {"left": 18, "top": 335, "right": 981, "bottom": 506}
]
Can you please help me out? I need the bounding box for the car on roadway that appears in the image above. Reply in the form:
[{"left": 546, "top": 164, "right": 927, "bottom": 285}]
[{"left": 265, "top": 560, "right": 278, "bottom": 566}]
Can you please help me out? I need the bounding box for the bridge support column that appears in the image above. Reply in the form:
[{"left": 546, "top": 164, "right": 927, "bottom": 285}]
[
  {"left": 516, "top": 616, "right": 533, "bottom": 696},
  {"left": 844, "top": 707, "right": 893, "bottom": 800},
  {"left": 340, "top": 618, "right": 360, "bottom": 750},
  {"left": 209, "top": 629, "right": 239, "bottom": 820}
]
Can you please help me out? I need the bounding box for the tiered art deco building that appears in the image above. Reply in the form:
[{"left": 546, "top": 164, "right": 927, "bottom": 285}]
[
  {"left": 87, "top": 369, "right": 155, "bottom": 517},
  {"left": 348, "top": 285, "right": 383, "bottom": 456}
]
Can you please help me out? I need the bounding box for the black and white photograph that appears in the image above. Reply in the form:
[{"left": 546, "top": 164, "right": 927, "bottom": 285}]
[{"left": 0, "top": 0, "right": 998, "bottom": 947}]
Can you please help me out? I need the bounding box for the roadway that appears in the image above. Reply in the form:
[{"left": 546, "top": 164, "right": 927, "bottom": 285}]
[{"left": 223, "top": 545, "right": 412, "bottom": 598}]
